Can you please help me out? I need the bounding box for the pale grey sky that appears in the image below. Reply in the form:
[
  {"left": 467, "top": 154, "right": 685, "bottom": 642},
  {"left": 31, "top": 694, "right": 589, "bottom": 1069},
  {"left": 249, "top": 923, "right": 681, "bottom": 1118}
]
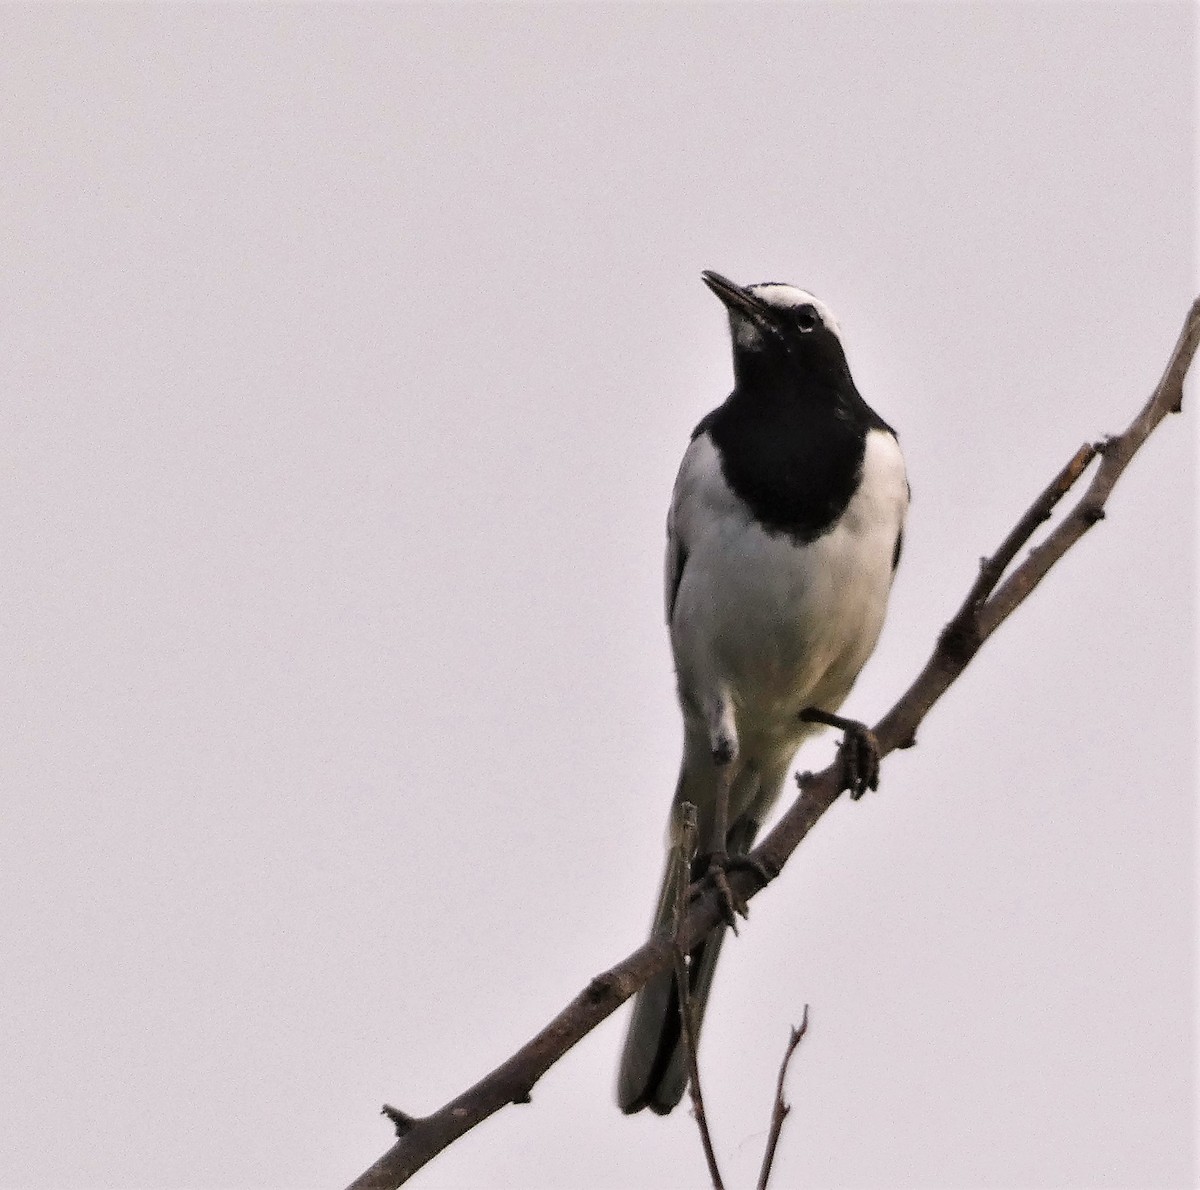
[{"left": 1, "top": 4, "right": 1194, "bottom": 1189}]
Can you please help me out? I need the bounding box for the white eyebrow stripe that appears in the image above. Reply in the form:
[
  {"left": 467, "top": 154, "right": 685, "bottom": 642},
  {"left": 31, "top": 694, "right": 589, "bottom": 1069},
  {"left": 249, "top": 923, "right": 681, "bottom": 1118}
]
[{"left": 747, "top": 284, "right": 842, "bottom": 338}]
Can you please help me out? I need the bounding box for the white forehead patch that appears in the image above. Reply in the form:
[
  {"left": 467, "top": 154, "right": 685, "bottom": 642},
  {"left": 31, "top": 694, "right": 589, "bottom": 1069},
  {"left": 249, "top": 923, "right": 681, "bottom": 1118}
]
[
  {"left": 726, "top": 282, "right": 843, "bottom": 349},
  {"left": 747, "top": 284, "right": 842, "bottom": 338}
]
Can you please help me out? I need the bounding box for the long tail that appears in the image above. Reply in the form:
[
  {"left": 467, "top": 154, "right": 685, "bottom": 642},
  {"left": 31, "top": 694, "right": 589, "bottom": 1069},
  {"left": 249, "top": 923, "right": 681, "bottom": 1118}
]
[{"left": 616, "top": 817, "right": 758, "bottom": 1115}]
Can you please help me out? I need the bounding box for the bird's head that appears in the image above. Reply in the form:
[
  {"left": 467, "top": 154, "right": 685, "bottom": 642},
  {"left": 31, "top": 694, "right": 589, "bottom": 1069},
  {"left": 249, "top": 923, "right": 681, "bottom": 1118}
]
[{"left": 702, "top": 270, "right": 850, "bottom": 389}]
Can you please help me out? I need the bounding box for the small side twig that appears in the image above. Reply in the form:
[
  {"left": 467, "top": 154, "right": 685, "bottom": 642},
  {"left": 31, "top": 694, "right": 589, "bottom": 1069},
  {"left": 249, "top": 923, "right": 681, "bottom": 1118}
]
[
  {"left": 963, "top": 442, "right": 1097, "bottom": 613},
  {"left": 755, "top": 1008, "right": 810, "bottom": 1190},
  {"left": 380, "top": 1105, "right": 418, "bottom": 1138},
  {"left": 671, "top": 805, "right": 724, "bottom": 1190}
]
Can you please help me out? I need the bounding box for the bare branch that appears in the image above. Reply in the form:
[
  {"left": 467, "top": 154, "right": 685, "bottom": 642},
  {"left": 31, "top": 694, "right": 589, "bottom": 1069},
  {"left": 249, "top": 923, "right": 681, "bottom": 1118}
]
[
  {"left": 756, "top": 1007, "right": 810, "bottom": 1190},
  {"left": 343, "top": 299, "right": 1200, "bottom": 1190},
  {"left": 979, "top": 294, "right": 1200, "bottom": 637},
  {"left": 963, "top": 442, "right": 1097, "bottom": 611},
  {"left": 669, "top": 808, "right": 725, "bottom": 1189}
]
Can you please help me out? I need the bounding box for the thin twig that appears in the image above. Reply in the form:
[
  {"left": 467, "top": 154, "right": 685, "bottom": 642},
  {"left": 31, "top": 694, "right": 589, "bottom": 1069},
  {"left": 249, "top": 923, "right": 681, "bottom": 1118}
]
[
  {"left": 342, "top": 299, "right": 1200, "bottom": 1190},
  {"left": 756, "top": 1007, "right": 810, "bottom": 1190},
  {"left": 670, "top": 805, "right": 724, "bottom": 1190},
  {"left": 962, "top": 442, "right": 1097, "bottom": 612}
]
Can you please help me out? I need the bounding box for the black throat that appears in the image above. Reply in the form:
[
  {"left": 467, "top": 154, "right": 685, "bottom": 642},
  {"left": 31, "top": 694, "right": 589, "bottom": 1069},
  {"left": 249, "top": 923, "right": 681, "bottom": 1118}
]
[{"left": 695, "top": 356, "right": 893, "bottom": 545}]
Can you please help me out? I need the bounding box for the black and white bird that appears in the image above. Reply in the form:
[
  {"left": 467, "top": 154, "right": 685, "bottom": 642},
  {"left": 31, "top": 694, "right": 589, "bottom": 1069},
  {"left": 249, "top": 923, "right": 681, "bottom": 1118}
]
[{"left": 617, "top": 271, "right": 909, "bottom": 1116}]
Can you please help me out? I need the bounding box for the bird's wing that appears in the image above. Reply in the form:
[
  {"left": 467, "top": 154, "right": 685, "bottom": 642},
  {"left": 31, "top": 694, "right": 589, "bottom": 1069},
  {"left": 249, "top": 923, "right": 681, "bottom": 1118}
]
[
  {"left": 664, "top": 493, "right": 687, "bottom": 626},
  {"left": 664, "top": 427, "right": 712, "bottom": 625},
  {"left": 664, "top": 424, "right": 724, "bottom": 625}
]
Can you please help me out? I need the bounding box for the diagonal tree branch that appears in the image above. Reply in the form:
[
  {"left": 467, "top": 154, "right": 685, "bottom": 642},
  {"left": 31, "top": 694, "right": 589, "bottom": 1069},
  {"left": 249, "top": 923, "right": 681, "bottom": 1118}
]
[{"left": 344, "top": 298, "right": 1200, "bottom": 1190}]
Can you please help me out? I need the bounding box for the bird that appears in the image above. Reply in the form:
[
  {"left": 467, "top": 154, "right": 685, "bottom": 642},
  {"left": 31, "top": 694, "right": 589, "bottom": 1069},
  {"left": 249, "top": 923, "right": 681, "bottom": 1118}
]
[{"left": 617, "top": 271, "right": 909, "bottom": 1116}]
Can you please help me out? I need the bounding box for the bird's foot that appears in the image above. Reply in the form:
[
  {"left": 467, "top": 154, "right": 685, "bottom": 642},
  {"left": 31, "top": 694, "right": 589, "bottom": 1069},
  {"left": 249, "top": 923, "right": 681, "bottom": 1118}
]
[
  {"left": 799, "top": 707, "right": 881, "bottom": 800},
  {"left": 690, "top": 852, "right": 773, "bottom": 928}
]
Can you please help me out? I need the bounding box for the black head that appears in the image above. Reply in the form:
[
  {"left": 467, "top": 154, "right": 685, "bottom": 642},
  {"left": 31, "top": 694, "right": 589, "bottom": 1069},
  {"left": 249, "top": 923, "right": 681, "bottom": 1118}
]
[
  {"left": 694, "top": 271, "right": 894, "bottom": 542},
  {"left": 701, "top": 270, "right": 853, "bottom": 391}
]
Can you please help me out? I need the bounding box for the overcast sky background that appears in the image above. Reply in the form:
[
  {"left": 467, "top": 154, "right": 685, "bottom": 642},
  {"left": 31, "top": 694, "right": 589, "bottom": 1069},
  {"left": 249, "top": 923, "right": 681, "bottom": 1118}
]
[{"left": 1, "top": 4, "right": 1195, "bottom": 1189}]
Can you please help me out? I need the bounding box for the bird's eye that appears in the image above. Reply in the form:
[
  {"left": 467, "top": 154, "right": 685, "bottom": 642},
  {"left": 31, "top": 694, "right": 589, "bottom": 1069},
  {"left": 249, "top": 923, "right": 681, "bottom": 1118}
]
[{"left": 796, "top": 307, "right": 819, "bottom": 331}]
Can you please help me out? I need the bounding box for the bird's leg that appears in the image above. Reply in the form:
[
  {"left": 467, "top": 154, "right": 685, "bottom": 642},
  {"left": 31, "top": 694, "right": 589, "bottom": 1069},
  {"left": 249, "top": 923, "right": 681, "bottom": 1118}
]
[
  {"left": 697, "top": 768, "right": 774, "bottom": 927},
  {"left": 701, "top": 749, "right": 744, "bottom": 926},
  {"left": 798, "top": 707, "right": 881, "bottom": 800},
  {"left": 689, "top": 698, "right": 742, "bottom": 925},
  {"left": 691, "top": 699, "right": 771, "bottom": 924}
]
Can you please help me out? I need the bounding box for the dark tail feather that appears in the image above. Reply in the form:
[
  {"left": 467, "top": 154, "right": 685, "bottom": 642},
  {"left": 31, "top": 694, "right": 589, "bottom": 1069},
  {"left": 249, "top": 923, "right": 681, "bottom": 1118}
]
[{"left": 616, "top": 817, "right": 759, "bottom": 1115}]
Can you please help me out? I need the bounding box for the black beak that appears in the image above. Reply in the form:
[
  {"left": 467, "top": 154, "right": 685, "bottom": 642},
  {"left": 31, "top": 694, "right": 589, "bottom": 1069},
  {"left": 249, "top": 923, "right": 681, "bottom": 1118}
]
[{"left": 701, "top": 270, "right": 780, "bottom": 339}]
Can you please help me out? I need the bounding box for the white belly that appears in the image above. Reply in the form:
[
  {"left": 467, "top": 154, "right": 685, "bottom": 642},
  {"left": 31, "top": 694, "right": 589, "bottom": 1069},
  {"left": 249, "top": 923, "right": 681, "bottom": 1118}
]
[{"left": 670, "top": 428, "right": 908, "bottom": 740}]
